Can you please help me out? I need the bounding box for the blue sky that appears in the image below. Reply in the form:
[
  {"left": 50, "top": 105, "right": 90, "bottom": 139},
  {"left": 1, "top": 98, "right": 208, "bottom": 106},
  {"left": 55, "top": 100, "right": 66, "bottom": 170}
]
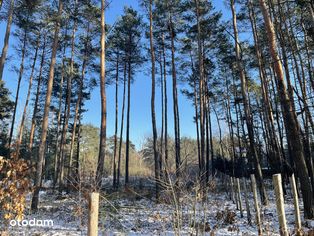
[{"left": 0, "top": 0, "right": 231, "bottom": 150}]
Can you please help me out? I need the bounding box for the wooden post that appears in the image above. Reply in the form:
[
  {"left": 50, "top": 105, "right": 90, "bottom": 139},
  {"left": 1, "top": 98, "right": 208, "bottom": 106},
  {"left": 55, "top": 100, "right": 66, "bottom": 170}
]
[
  {"left": 236, "top": 178, "right": 243, "bottom": 217},
  {"left": 289, "top": 174, "right": 302, "bottom": 236},
  {"left": 251, "top": 174, "right": 262, "bottom": 235},
  {"left": 88, "top": 192, "right": 99, "bottom": 236},
  {"left": 273, "top": 174, "right": 289, "bottom": 236}
]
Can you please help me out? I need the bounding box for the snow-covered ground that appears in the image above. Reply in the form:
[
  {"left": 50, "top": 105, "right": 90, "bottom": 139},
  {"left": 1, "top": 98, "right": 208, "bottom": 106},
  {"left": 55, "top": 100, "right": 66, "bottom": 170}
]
[{"left": 1, "top": 179, "right": 314, "bottom": 235}]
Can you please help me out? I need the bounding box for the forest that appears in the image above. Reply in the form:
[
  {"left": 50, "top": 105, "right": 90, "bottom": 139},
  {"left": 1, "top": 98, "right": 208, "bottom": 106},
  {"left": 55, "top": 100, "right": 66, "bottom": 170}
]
[{"left": 0, "top": 0, "right": 313, "bottom": 235}]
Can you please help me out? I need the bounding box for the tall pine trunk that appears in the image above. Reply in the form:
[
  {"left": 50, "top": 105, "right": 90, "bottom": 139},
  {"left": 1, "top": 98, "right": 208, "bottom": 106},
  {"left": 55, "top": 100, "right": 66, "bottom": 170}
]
[
  {"left": 113, "top": 52, "right": 119, "bottom": 187},
  {"left": 96, "top": 0, "right": 107, "bottom": 190},
  {"left": 0, "top": 0, "right": 14, "bottom": 81},
  {"left": 125, "top": 60, "right": 131, "bottom": 187},
  {"left": 169, "top": 13, "right": 181, "bottom": 184},
  {"left": 162, "top": 34, "right": 169, "bottom": 173},
  {"left": 149, "top": 0, "right": 160, "bottom": 200},
  {"left": 117, "top": 62, "right": 127, "bottom": 187}
]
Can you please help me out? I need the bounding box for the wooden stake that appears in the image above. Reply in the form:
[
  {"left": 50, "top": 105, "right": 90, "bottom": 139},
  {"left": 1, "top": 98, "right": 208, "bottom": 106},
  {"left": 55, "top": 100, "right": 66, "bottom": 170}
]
[
  {"left": 289, "top": 174, "right": 302, "bottom": 236},
  {"left": 88, "top": 192, "right": 99, "bottom": 236},
  {"left": 273, "top": 174, "right": 289, "bottom": 236},
  {"left": 251, "top": 174, "right": 262, "bottom": 235}
]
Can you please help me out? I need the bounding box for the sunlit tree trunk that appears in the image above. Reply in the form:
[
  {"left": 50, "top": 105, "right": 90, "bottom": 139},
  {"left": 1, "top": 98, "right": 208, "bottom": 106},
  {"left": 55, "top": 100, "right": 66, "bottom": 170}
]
[
  {"left": 96, "top": 0, "right": 107, "bottom": 190},
  {"left": 0, "top": 0, "right": 14, "bottom": 81}
]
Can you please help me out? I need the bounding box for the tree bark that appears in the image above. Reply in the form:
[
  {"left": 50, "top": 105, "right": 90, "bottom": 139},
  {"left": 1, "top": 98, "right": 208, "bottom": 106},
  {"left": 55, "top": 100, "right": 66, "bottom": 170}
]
[
  {"left": 0, "top": 0, "right": 14, "bottom": 81},
  {"left": 149, "top": 0, "right": 160, "bottom": 200},
  {"left": 96, "top": 0, "right": 107, "bottom": 190},
  {"left": 117, "top": 62, "right": 127, "bottom": 187},
  {"left": 113, "top": 52, "right": 119, "bottom": 188},
  {"left": 162, "top": 34, "right": 169, "bottom": 173},
  {"left": 125, "top": 60, "right": 131, "bottom": 186}
]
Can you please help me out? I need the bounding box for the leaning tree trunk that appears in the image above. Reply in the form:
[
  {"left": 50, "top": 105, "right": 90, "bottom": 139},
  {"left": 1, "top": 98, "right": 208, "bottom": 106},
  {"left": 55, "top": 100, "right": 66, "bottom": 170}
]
[
  {"left": 259, "top": 0, "right": 314, "bottom": 218},
  {"left": 231, "top": 0, "right": 268, "bottom": 205},
  {"left": 0, "top": 0, "right": 14, "bottom": 81},
  {"left": 31, "top": 0, "right": 63, "bottom": 212}
]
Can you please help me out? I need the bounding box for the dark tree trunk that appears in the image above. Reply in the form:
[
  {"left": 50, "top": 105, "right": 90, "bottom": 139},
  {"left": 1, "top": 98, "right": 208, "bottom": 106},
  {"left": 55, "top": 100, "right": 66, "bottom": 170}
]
[
  {"left": 117, "top": 62, "right": 127, "bottom": 187},
  {"left": 113, "top": 52, "right": 119, "bottom": 188},
  {"left": 169, "top": 14, "right": 181, "bottom": 184},
  {"left": 149, "top": 0, "right": 160, "bottom": 200}
]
